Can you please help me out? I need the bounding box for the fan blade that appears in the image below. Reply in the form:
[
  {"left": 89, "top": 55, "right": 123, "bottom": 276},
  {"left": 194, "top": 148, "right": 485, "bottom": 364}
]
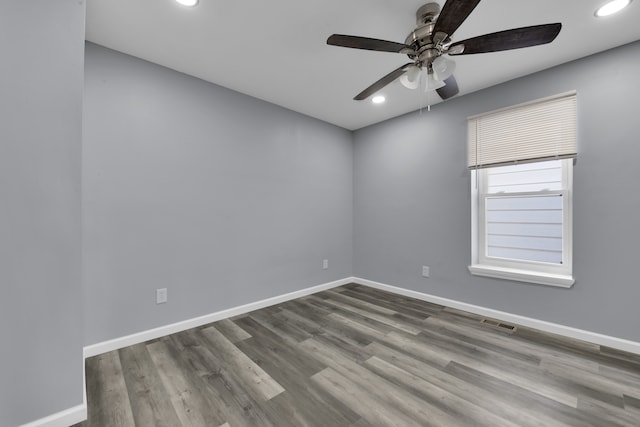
[
  {"left": 354, "top": 63, "right": 414, "bottom": 101},
  {"left": 432, "top": 0, "right": 481, "bottom": 43},
  {"left": 436, "top": 75, "right": 459, "bottom": 100},
  {"left": 327, "top": 34, "right": 411, "bottom": 53},
  {"left": 449, "top": 23, "right": 562, "bottom": 55}
]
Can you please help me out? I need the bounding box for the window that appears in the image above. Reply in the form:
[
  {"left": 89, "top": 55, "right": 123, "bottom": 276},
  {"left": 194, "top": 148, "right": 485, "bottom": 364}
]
[
  {"left": 468, "top": 92, "right": 577, "bottom": 287},
  {"left": 470, "top": 160, "right": 574, "bottom": 287}
]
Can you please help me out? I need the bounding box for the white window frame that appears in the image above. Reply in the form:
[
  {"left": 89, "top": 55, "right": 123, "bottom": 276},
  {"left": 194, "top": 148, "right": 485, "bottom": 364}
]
[{"left": 469, "top": 159, "right": 574, "bottom": 288}]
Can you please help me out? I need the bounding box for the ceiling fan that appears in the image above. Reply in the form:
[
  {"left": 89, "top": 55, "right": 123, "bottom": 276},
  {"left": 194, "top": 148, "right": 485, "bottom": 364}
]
[{"left": 327, "top": 0, "right": 562, "bottom": 101}]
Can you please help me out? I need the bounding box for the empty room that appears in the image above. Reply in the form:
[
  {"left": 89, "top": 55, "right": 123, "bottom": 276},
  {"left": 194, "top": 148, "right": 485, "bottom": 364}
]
[{"left": 3, "top": 0, "right": 640, "bottom": 426}]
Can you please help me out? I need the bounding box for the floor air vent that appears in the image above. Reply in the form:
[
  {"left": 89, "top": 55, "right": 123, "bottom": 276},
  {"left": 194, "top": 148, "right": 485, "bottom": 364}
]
[{"left": 481, "top": 318, "right": 517, "bottom": 333}]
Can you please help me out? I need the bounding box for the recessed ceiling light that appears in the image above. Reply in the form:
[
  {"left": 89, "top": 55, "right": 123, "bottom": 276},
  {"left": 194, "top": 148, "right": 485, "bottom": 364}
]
[
  {"left": 595, "top": 0, "right": 632, "bottom": 17},
  {"left": 175, "top": 0, "right": 198, "bottom": 7},
  {"left": 372, "top": 95, "right": 386, "bottom": 104}
]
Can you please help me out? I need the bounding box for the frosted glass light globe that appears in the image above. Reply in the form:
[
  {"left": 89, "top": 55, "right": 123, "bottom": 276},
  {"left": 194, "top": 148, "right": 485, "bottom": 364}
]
[
  {"left": 400, "top": 65, "right": 422, "bottom": 90},
  {"left": 432, "top": 56, "right": 456, "bottom": 81}
]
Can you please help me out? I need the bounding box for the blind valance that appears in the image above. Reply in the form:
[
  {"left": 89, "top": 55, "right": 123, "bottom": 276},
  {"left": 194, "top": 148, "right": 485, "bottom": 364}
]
[{"left": 468, "top": 92, "right": 577, "bottom": 169}]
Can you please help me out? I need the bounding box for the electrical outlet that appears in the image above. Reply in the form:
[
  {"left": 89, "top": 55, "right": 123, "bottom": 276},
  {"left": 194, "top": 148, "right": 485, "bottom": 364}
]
[
  {"left": 323, "top": 259, "right": 329, "bottom": 270},
  {"left": 422, "top": 266, "right": 430, "bottom": 278},
  {"left": 156, "top": 288, "right": 168, "bottom": 304}
]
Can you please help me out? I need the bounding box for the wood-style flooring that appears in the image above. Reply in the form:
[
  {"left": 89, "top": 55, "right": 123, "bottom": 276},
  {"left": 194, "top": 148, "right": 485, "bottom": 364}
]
[{"left": 74, "top": 283, "right": 640, "bottom": 426}]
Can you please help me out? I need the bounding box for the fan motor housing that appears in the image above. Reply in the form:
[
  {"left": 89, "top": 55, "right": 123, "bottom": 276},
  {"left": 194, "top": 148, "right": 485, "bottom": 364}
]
[
  {"left": 405, "top": 22, "right": 434, "bottom": 48},
  {"left": 405, "top": 3, "right": 450, "bottom": 66}
]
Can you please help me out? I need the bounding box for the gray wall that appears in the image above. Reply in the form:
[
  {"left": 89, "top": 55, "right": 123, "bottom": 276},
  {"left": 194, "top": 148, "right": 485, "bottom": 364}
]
[
  {"left": 0, "top": 1, "right": 85, "bottom": 425},
  {"left": 83, "top": 43, "right": 353, "bottom": 345},
  {"left": 354, "top": 40, "right": 640, "bottom": 342}
]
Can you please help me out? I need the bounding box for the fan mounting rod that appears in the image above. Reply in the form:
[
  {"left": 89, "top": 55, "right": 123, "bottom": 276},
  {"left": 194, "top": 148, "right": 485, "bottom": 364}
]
[{"left": 416, "top": 2, "right": 440, "bottom": 25}]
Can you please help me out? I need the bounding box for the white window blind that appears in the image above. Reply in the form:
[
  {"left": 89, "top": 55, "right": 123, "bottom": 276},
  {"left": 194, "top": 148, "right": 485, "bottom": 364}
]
[{"left": 468, "top": 92, "right": 577, "bottom": 169}]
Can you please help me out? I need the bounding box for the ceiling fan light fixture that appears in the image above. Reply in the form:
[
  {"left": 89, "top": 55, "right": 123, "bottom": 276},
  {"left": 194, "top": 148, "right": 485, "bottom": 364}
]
[
  {"left": 595, "top": 0, "right": 632, "bottom": 17},
  {"left": 372, "top": 95, "right": 386, "bottom": 104},
  {"left": 175, "top": 0, "right": 198, "bottom": 7},
  {"left": 432, "top": 56, "right": 456, "bottom": 81},
  {"left": 425, "top": 73, "right": 446, "bottom": 91},
  {"left": 399, "top": 65, "right": 422, "bottom": 89},
  {"left": 327, "top": 2, "right": 563, "bottom": 103}
]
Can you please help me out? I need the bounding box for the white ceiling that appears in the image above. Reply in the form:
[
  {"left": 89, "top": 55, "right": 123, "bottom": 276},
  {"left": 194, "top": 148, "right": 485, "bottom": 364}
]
[{"left": 86, "top": 0, "right": 640, "bottom": 130}]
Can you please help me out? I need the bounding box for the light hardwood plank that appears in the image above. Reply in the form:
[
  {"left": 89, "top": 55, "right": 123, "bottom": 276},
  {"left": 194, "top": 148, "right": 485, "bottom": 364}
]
[
  {"left": 322, "top": 289, "right": 399, "bottom": 315},
  {"left": 365, "top": 355, "right": 521, "bottom": 427},
  {"left": 147, "top": 339, "right": 226, "bottom": 426},
  {"left": 119, "top": 344, "right": 182, "bottom": 427},
  {"left": 364, "top": 341, "right": 568, "bottom": 427},
  {"left": 199, "top": 325, "right": 285, "bottom": 401},
  {"left": 175, "top": 331, "right": 276, "bottom": 427},
  {"left": 311, "top": 367, "right": 425, "bottom": 427},
  {"left": 85, "top": 351, "right": 135, "bottom": 427},
  {"left": 213, "top": 318, "right": 252, "bottom": 343},
  {"left": 300, "top": 337, "right": 460, "bottom": 426},
  {"left": 312, "top": 295, "right": 423, "bottom": 335}
]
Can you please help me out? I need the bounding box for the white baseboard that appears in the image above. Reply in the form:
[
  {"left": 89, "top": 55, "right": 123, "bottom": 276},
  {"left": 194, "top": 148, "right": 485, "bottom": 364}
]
[
  {"left": 19, "top": 404, "right": 86, "bottom": 427},
  {"left": 84, "top": 275, "right": 640, "bottom": 359},
  {"left": 84, "top": 277, "right": 354, "bottom": 358},
  {"left": 352, "top": 277, "right": 640, "bottom": 355}
]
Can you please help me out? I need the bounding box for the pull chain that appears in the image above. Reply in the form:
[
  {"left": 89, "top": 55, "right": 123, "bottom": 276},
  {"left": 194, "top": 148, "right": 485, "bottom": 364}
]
[{"left": 419, "top": 69, "right": 432, "bottom": 114}]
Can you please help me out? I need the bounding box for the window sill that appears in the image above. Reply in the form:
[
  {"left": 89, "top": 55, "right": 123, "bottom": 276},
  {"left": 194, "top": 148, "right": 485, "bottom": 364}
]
[{"left": 468, "top": 264, "right": 575, "bottom": 288}]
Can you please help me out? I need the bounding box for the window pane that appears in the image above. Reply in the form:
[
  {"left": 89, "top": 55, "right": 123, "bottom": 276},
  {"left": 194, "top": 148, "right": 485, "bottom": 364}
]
[
  {"left": 487, "top": 209, "right": 562, "bottom": 224},
  {"left": 486, "top": 196, "right": 562, "bottom": 211},
  {"left": 486, "top": 194, "right": 563, "bottom": 264},
  {"left": 487, "top": 160, "right": 562, "bottom": 193},
  {"left": 487, "top": 222, "right": 563, "bottom": 238},
  {"left": 487, "top": 235, "right": 562, "bottom": 251},
  {"left": 487, "top": 247, "right": 562, "bottom": 264}
]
